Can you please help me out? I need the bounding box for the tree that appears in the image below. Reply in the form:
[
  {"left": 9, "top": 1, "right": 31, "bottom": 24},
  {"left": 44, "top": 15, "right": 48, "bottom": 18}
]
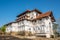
[
  {"left": 53, "top": 23, "right": 59, "bottom": 37},
  {"left": 53, "top": 23, "right": 58, "bottom": 30},
  {"left": 56, "top": 18, "right": 60, "bottom": 33},
  {"left": 1, "top": 25, "right": 6, "bottom": 32}
]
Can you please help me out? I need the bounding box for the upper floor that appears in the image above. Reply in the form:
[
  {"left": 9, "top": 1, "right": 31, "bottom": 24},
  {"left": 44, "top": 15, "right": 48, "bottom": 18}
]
[{"left": 16, "top": 9, "right": 55, "bottom": 22}]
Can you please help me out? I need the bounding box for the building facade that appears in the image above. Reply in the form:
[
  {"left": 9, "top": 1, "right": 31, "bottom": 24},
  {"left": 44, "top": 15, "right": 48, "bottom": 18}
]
[{"left": 5, "top": 9, "right": 55, "bottom": 38}]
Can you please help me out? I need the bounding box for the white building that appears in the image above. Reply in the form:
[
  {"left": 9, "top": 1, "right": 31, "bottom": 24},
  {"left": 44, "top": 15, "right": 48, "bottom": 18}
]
[
  {"left": 5, "top": 9, "right": 55, "bottom": 38},
  {"left": 6, "top": 22, "right": 19, "bottom": 32}
]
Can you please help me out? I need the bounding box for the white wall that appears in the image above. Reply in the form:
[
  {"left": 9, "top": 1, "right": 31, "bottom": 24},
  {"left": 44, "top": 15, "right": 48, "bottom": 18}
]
[
  {"left": 26, "top": 11, "right": 39, "bottom": 19},
  {"left": 11, "top": 23, "right": 19, "bottom": 32},
  {"left": 17, "top": 16, "right": 54, "bottom": 35},
  {"left": 5, "top": 11, "right": 54, "bottom": 38},
  {"left": 6, "top": 25, "right": 12, "bottom": 33},
  {"left": 41, "top": 16, "right": 53, "bottom": 35},
  {"left": 32, "top": 16, "right": 54, "bottom": 35},
  {"left": 6, "top": 22, "right": 19, "bottom": 33}
]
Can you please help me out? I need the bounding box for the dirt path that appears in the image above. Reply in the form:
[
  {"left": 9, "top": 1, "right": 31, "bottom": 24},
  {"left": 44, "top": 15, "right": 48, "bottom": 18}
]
[
  {"left": 0, "top": 35, "right": 32, "bottom": 40},
  {"left": 0, "top": 35, "right": 60, "bottom": 40}
]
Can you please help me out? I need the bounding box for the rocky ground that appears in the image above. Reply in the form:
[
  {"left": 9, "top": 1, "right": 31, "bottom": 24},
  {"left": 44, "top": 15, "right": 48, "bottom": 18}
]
[{"left": 0, "top": 35, "right": 60, "bottom": 40}]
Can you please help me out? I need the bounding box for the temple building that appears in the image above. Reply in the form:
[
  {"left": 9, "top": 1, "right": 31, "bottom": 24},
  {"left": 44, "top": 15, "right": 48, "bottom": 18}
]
[{"left": 5, "top": 9, "right": 55, "bottom": 38}]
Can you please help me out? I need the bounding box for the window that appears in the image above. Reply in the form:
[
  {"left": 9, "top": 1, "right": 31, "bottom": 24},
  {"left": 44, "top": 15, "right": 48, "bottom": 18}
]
[
  {"left": 29, "top": 28, "right": 31, "bottom": 30},
  {"left": 33, "top": 28, "right": 35, "bottom": 30},
  {"left": 40, "top": 25, "right": 45, "bottom": 33},
  {"left": 42, "top": 25, "right": 45, "bottom": 27},
  {"left": 49, "top": 22, "right": 51, "bottom": 27},
  {"left": 37, "top": 20, "right": 40, "bottom": 23},
  {"left": 38, "top": 27, "right": 40, "bottom": 30},
  {"left": 46, "top": 17, "right": 49, "bottom": 20},
  {"left": 18, "top": 26, "right": 20, "bottom": 28},
  {"left": 39, "top": 21, "right": 42, "bottom": 24}
]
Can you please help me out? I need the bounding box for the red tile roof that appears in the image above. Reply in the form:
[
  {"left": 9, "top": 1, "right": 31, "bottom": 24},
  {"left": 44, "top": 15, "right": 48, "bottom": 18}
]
[
  {"left": 34, "top": 11, "right": 55, "bottom": 22},
  {"left": 16, "top": 11, "right": 55, "bottom": 22},
  {"left": 36, "top": 11, "right": 51, "bottom": 19}
]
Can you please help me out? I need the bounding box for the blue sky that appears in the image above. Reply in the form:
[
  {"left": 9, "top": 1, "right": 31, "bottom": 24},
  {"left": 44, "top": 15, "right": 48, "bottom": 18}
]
[{"left": 0, "top": 0, "right": 60, "bottom": 27}]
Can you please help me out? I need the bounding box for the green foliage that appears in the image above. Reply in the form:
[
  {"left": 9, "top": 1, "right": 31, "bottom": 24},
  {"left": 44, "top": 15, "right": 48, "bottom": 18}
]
[
  {"left": 1, "top": 25, "right": 6, "bottom": 32},
  {"left": 0, "top": 28, "right": 1, "bottom": 30},
  {"left": 53, "top": 23, "right": 59, "bottom": 37},
  {"left": 53, "top": 23, "right": 58, "bottom": 30}
]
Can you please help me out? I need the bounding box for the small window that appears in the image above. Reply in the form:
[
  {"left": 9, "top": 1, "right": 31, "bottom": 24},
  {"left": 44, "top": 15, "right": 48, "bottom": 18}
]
[
  {"left": 42, "top": 25, "right": 45, "bottom": 26},
  {"left": 49, "top": 22, "right": 51, "bottom": 27},
  {"left": 40, "top": 19, "right": 42, "bottom": 21},
  {"left": 46, "top": 17, "right": 48, "bottom": 20},
  {"left": 29, "top": 28, "right": 31, "bottom": 30},
  {"left": 33, "top": 28, "right": 35, "bottom": 30},
  {"left": 38, "top": 27, "right": 40, "bottom": 30}
]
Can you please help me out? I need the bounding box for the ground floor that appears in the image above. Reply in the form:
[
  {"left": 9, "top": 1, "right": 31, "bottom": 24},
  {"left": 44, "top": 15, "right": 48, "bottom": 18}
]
[{"left": 6, "top": 25, "right": 54, "bottom": 38}]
